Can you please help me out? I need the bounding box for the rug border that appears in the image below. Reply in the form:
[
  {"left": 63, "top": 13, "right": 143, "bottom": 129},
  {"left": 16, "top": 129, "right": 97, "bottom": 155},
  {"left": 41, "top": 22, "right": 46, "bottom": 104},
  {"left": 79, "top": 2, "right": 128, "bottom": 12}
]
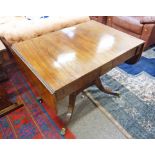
[
  {"left": 84, "top": 90, "right": 133, "bottom": 139},
  {"left": 6, "top": 62, "right": 76, "bottom": 139}
]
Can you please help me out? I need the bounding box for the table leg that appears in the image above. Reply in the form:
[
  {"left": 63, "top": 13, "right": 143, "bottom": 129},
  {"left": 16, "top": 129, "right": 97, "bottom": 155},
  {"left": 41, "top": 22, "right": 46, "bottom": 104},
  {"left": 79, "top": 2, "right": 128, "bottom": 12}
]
[
  {"left": 60, "top": 77, "right": 120, "bottom": 136},
  {"left": 60, "top": 92, "right": 77, "bottom": 136},
  {"left": 95, "top": 77, "right": 120, "bottom": 97},
  {"left": 125, "top": 44, "right": 144, "bottom": 64}
]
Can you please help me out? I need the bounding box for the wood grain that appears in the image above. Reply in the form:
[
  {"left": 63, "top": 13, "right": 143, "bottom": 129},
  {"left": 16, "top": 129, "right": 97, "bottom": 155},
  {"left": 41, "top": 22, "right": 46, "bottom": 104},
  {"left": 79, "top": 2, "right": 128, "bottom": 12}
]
[
  {"left": 10, "top": 49, "right": 57, "bottom": 113},
  {"left": 11, "top": 20, "right": 144, "bottom": 112}
]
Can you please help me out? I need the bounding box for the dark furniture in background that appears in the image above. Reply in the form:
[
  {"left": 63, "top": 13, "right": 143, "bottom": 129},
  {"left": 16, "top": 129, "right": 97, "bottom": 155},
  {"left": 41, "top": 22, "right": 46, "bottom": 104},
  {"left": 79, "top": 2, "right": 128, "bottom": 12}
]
[
  {"left": 90, "top": 16, "right": 107, "bottom": 24},
  {"left": 0, "top": 40, "right": 23, "bottom": 117},
  {"left": 90, "top": 16, "right": 155, "bottom": 49},
  {"left": 0, "top": 41, "right": 8, "bottom": 82}
]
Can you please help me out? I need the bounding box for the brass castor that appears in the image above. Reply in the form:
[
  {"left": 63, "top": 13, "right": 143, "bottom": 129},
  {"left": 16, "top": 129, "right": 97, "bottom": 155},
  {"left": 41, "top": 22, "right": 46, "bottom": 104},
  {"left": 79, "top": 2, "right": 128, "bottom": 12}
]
[
  {"left": 60, "top": 128, "right": 66, "bottom": 136},
  {"left": 37, "top": 97, "right": 43, "bottom": 104}
]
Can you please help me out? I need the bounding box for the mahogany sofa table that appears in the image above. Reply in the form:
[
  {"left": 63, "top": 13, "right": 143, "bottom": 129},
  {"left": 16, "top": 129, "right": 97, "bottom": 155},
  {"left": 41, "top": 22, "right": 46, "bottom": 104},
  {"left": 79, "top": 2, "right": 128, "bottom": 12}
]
[{"left": 11, "top": 20, "right": 144, "bottom": 135}]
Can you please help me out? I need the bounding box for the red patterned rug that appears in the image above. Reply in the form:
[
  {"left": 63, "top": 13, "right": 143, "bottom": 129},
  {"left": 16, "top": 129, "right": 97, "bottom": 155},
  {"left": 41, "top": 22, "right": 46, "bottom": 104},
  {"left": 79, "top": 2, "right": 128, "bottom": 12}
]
[{"left": 0, "top": 61, "right": 75, "bottom": 139}]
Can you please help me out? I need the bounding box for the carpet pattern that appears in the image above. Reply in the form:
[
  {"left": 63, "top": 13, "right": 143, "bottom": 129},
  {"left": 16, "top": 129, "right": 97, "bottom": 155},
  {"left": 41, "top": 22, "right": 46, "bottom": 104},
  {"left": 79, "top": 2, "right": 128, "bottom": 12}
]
[
  {"left": 0, "top": 62, "right": 75, "bottom": 139},
  {"left": 86, "top": 47, "right": 155, "bottom": 139}
]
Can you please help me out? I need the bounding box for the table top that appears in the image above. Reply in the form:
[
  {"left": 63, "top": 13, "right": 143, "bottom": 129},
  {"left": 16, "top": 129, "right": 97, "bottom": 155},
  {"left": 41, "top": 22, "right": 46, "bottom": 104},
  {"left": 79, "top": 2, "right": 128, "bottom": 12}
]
[{"left": 12, "top": 20, "right": 144, "bottom": 94}]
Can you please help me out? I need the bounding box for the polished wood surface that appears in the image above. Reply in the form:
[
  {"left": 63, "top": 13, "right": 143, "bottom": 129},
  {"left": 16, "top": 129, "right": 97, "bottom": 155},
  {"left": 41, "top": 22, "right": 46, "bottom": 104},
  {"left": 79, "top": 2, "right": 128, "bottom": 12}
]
[
  {"left": 12, "top": 21, "right": 144, "bottom": 100},
  {"left": 10, "top": 49, "right": 57, "bottom": 113},
  {"left": 1, "top": 37, "right": 57, "bottom": 113}
]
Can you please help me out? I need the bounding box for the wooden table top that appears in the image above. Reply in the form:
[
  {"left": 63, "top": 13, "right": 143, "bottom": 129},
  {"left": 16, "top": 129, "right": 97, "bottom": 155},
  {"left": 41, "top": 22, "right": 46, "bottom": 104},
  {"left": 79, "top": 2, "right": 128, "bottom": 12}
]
[{"left": 12, "top": 20, "right": 144, "bottom": 95}]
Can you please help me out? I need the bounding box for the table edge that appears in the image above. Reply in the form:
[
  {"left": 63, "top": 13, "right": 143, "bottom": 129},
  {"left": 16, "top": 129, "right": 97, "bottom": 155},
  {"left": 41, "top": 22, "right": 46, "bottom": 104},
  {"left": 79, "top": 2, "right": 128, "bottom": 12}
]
[{"left": 12, "top": 46, "right": 55, "bottom": 95}]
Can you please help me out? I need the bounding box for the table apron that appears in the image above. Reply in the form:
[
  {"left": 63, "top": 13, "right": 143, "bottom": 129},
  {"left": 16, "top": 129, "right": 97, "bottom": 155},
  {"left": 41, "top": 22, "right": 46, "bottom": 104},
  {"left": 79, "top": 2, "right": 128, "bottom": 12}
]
[{"left": 55, "top": 46, "right": 141, "bottom": 100}]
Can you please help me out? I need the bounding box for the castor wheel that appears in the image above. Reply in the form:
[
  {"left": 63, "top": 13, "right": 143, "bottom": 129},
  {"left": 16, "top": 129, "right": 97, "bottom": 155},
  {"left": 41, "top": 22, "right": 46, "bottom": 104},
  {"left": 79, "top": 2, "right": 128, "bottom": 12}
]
[
  {"left": 36, "top": 97, "right": 43, "bottom": 103},
  {"left": 60, "top": 128, "right": 66, "bottom": 136}
]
